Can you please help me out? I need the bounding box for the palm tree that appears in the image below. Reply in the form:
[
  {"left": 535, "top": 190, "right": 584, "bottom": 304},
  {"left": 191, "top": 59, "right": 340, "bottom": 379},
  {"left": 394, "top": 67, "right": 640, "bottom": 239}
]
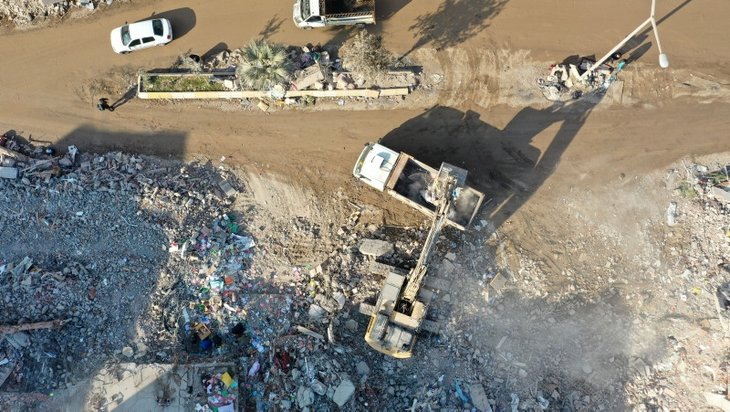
[{"left": 237, "top": 40, "right": 291, "bottom": 90}]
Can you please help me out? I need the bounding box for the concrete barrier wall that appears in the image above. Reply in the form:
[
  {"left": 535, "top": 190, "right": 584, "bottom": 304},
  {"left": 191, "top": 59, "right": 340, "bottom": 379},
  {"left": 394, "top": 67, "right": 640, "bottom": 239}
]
[
  {"left": 136, "top": 75, "right": 410, "bottom": 100},
  {"left": 137, "top": 88, "right": 410, "bottom": 100}
]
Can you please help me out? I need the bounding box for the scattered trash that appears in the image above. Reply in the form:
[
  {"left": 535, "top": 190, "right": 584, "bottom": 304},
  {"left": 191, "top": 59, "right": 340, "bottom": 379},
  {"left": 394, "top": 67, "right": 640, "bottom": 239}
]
[{"left": 454, "top": 379, "right": 470, "bottom": 404}]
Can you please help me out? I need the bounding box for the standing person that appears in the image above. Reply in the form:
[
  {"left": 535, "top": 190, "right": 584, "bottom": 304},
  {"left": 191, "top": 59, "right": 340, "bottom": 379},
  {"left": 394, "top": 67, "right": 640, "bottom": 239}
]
[{"left": 97, "top": 98, "right": 114, "bottom": 112}]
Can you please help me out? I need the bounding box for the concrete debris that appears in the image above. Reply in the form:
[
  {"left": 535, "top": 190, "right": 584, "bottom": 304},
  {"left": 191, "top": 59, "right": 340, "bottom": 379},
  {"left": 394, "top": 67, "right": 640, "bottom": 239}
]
[
  {"left": 710, "top": 186, "right": 730, "bottom": 203},
  {"left": 469, "top": 383, "right": 491, "bottom": 412},
  {"left": 489, "top": 272, "right": 507, "bottom": 291},
  {"left": 6, "top": 332, "right": 31, "bottom": 349},
  {"left": 296, "top": 386, "right": 314, "bottom": 408},
  {"left": 666, "top": 201, "right": 678, "bottom": 226},
  {"left": 332, "top": 378, "right": 355, "bottom": 407},
  {"left": 296, "top": 325, "right": 325, "bottom": 341},
  {"left": 0, "top": 167, "right": 18, "bottom": 179},
  {"left": 308, "top": 304, "right": 327, "bottom": 321},
  {"left": 311, "top": 379, "right": 327, "bottom": 396},
  {"left": 0, "top": 126, "right": 725, "bottom": 412},
  {"left": 218, "top": 180, "right": 236, "bottom": 198},
  {"left": 358, "top": 238, "right": 394, "bottom": 257},
  {"left": 292, "top": 65, "right": 325, "bottom": 91},
  {"left": 356, "top": 360, "right": 370, "bottom": 376},
  {"left": 2, "top": 0, "right": 115, "bottom": 26},
  {"left": 9, "top": 256, "right": 32, "bottom": 277}
]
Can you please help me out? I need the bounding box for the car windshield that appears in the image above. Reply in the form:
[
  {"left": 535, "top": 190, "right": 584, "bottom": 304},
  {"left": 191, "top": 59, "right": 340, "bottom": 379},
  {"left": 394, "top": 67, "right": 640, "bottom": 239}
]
[
  {"left": 121, "top": 25, "right": 131, "bottom": 45},
  {"left": 152, "top": 19, "right": 163, "bottom": 36},
  {"left": 300, "top": 0, "right": 311, "bottom": 20}
]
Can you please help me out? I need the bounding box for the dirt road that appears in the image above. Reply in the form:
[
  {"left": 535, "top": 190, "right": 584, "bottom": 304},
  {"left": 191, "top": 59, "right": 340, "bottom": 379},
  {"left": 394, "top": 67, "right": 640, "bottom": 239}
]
[{"left": 1, "top": 0, "right": 729, "bottom": 198}]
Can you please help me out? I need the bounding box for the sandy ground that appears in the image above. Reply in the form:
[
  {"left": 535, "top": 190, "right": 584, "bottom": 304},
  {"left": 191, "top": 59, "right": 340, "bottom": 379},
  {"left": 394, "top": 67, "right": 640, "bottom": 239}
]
[
  {"left": 2, "top": 0, "right": 730, "bottom": 410},
  {"left": 0, "top": 0, "right": 729, "bottom": 201}
]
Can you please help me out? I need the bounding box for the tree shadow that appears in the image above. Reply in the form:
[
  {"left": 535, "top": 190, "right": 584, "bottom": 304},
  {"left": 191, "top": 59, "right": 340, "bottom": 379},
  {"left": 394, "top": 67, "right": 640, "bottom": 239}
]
[
  {"left": 258, "top": 15, "right": 284, "bottom": 40},
  {"left": 402, "top": 0, "right": 508, "bottom": 58},
  {"left": 323, "top": 26, "right": 355, "bottom": 49},
  {"left": 144, "top": 7, "right": 197, "bottom": 40},
  {"left": 379, "top": 95, "right": 602, "bottom": 230},
  {"left": 54, "top": 124, "right": 187, "bottom": 160},
  {"left": 201, "top": 42, "right": 230, "bottom": 61}
]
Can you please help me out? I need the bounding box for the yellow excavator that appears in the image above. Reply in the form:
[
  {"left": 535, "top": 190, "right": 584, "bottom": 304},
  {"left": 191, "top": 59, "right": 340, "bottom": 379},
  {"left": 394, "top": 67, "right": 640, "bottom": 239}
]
[{"left": 359, "top": 163, "right": 468, "bottom": 358}]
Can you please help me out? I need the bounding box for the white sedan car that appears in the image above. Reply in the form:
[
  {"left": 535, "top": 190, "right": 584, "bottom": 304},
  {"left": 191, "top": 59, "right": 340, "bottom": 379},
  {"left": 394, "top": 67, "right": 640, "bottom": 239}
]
[{"left": 110, "top": 18, "right": 173, "bottom": 54}]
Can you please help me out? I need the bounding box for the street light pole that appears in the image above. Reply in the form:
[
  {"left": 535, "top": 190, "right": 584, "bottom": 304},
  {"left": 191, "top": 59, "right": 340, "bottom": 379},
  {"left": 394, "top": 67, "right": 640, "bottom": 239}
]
[
  {"left": 581, "top": 0, "right": 669, "bottom": 79},
  {"left": 650, "top": 0, "right": 670, "bottom": 68}
]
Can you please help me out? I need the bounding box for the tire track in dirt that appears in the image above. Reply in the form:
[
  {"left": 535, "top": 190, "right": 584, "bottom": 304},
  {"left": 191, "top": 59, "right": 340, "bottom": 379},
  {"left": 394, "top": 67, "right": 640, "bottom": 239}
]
[{"left": 419, "top": 47, "right": 548, "bottom": 108}]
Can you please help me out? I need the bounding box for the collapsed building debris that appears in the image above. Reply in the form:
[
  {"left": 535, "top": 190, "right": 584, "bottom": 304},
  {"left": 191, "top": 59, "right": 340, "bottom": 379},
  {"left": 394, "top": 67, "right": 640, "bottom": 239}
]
[{"left": 1, "top": 129, "right": 728, "bottom": 410}]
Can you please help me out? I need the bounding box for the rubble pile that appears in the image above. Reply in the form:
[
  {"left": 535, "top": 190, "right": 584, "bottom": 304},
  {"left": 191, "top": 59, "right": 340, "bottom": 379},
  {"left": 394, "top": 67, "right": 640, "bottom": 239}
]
[
  {"left": 0, "top": 137, "right": 240, "bottom": 394},
  {"left": 436, "top": 160, "right": 730, "bottom": 410},
  {"left": 0, "top": 132, "right": 441, "bottom": 410},
  {"left": 2, "top": 127, "right": 727, "bottom": 410},
  {"left": 0, "top": 0, "right": 121, "bottom": 27}
]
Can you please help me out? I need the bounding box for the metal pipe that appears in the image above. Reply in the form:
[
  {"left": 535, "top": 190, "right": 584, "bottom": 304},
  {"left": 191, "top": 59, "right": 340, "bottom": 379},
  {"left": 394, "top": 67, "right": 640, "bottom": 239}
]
[
  {"left": 581, "top": 0, "right": 671, "bottom": 79},
  {"left": 580, "top": 16, "right": 652, "bottom": 79}
]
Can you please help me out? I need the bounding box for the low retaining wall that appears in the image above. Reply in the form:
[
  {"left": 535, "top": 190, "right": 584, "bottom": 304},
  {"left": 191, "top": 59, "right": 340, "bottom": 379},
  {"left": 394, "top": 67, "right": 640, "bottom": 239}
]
[{"left": 136, "top": 74, "right": 410, "bottom": 100}]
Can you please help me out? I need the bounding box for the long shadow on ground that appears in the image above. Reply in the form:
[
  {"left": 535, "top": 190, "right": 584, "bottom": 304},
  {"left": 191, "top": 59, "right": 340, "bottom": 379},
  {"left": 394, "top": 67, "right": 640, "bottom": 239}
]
[
  {"left": 379, "top": 95, "right": 602, "bottom": 230},
  {"left": 401, "top": 0, "right": 508, "bottom": 58},
  {"left": 54, "top": 125, "right": 187, "bottom": 160}
]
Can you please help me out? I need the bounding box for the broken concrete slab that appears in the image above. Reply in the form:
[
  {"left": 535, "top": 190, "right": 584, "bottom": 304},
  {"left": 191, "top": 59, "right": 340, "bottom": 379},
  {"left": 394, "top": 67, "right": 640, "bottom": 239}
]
[
  {"left": 121, "top": 346, "right": 134, "bottom": 358},
  {"left": 293, "top": 65, "right": 325, "bottom": 90},
  {"left": 0, "top": 358, "right": 15, "bottom": 388},
  {"left": 710, "top": 186, "right": 730, "bottom": 203},
  {"left": 469, "top": 383, "right": 492, "bottom": 412},
  {"left": 218, "top": 180, "right": 237, "bottom": 198},
  {"left": 489, "top": 273, "right": 507, "bottom": 291},
  {"left": 315, "top": 293, "right": 339, "bottom": 313},
  {"left": 311, "top": 379, "right": 327, "bottom": 396},
  {"left": 296, "top": 386, "right": 314, "bottom": 408},
  {"left": 0, "top": 166, "right": 18, "bottom": 179},
  {"left": 9, "top": 256, "right": 32, "bottom": 277},
  {"left": 345, "top": 319, "right": 358, "bottom": 332},
  {"left": 439, "top": 259, "right": 456, "bottom": 276},
  {"left": 356, "top": 361, "right": 370, "bottom": 376},
  {"left": 308, "top": 303, "right": 327, "bottom": 320},
  {"left": 332, "top": 378, "right": 355, "bottom": 407},
  {"left": 6, "top": 332, "right": 31, "bottom": 349},
  {"left": 296, "top": 325, "right": 325, "bottom": 341},
  {"left": 358, "top": 239, "right": 394, "bottom": 257}
]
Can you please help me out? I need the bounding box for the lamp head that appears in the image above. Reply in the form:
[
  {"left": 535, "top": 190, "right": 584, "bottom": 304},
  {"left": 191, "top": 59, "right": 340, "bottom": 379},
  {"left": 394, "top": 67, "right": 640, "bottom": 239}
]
[{"left": 659, "top": 53, "right": 670, "bottom": 68}]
